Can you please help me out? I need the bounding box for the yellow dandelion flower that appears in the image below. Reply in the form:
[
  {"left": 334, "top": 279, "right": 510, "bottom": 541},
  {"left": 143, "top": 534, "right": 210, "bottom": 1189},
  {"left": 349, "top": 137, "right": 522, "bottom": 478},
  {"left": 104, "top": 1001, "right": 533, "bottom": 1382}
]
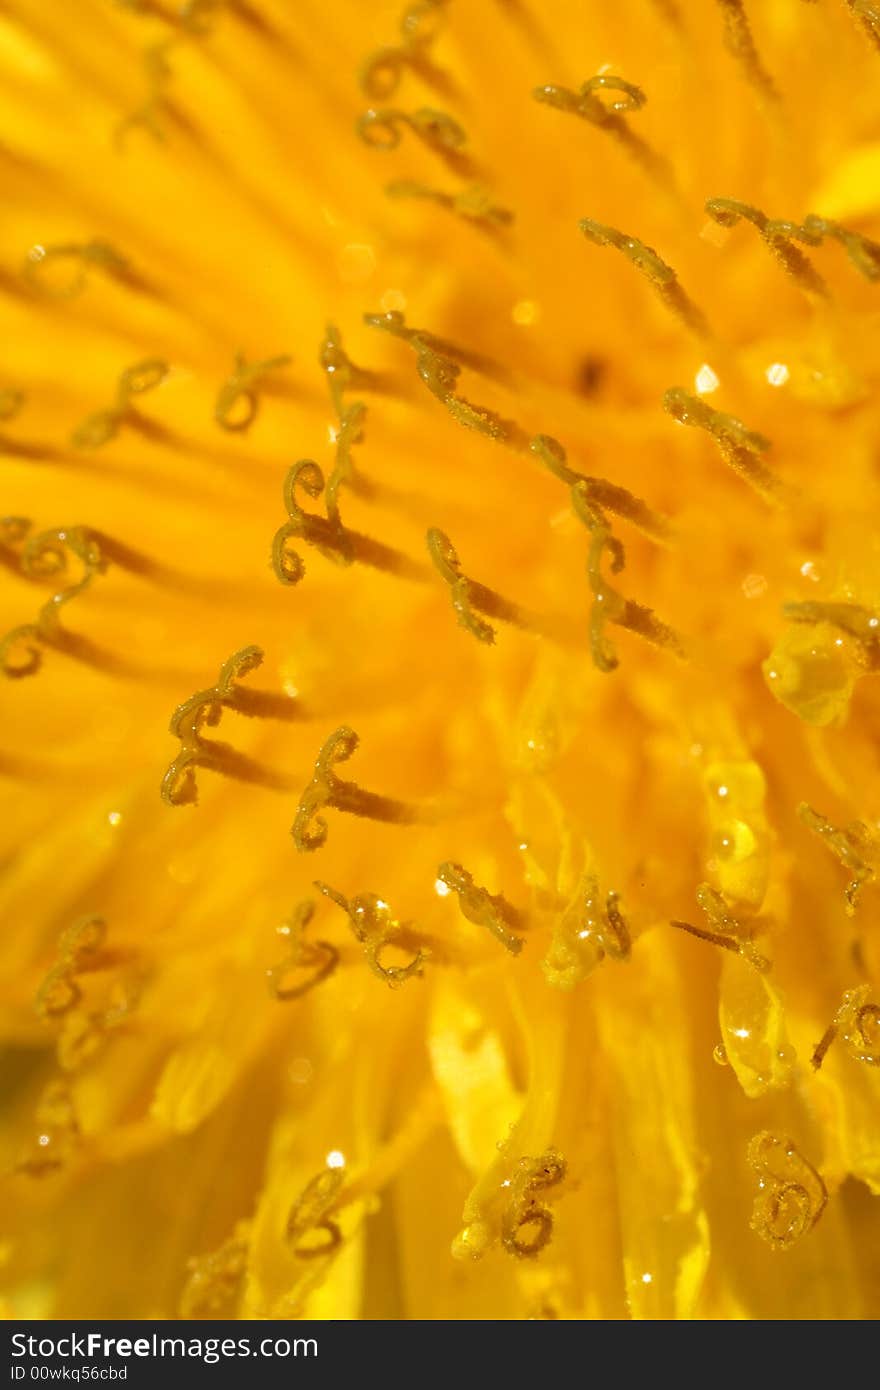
[{"left": 1, "top": 0, "right": 880, "bottom": 1322}]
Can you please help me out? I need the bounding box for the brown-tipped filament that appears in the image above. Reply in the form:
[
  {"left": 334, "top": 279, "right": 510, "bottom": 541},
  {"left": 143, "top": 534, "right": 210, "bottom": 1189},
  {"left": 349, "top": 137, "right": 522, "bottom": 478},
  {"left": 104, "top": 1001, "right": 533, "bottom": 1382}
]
[{"left": 671, "top": 882, "right": 770, "bottom": 971}]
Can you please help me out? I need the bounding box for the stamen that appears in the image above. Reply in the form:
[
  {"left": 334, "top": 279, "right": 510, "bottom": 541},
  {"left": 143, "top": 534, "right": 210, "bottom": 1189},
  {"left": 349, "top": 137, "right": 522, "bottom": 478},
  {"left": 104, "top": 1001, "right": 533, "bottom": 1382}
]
[
  {"left": 267, "top": 899, "right": 339, "bottom": 1001},
  {"left": 586, "top": 880, "right": 630, "bottom": 959},
  {"left": 535, "top": 74, "right": 645, "bottom": 120},
  {"left": 579, "top": 218, "right": 710, "bottom": 338},
  {"left": 414, "top": 337, "right": 522, "bottom": 442},
  {"left": 214, "top": 351, "right": 292, "bottom": 432},
  {"left": 529, "top": 434, "right": 673, "bottom": 543},
  {"left": 271, "top": 459, "right": 422, "bottom": 586},
  {"left": 528, "top": 432, "right": 578, "bottom": 486},
  {"left": 364, "top": 308, "right": 510, "bottom": 386},
  {"left": 671, "top": 916, "right": 748, "bottom": 959},
  {"left": 811, "top": 985, "right": 880, "bottom": 1069},
  {"left": 72, "top": 358, "right": 168, "bottom": 450},
  {"left": 315, "top": 880, "right": 428, "bottom": 987},
  {"left": 571, "top": 482, "right": 683, "bottom": 671},
  {"left": 319, "top": 323, "right": 375, "bottom": 525},
  {"left": 357, "top": 106, "right": 470, "bottom": 171},
  {"left": 0, "top": 388, "right": 24, "bottom": 421},
  {"left": 16, "top": 1081, "right": 79, "bottom": 1178},
  {"left": 663, "top": 387, "right": 782, "bottom": 500},
  {"left": 542, "top": 873, "right": 631, "bottom": 987},
  {"left": 271, "top": 460, "right": 353, "bottom": 586},
  {"left": 273, "top": 325, "right": 424, "bottom": 586},
  {"left": 161, "top": 644, "right": 280, "bottom": 806},
  {"left": 801, "top": 214, "right": 880, "bottom": 281},
  {"left": 286, "top": 1169, "right": 345, "bottom": 1258},
  {"left": 0, "top": 527, "right": 106, "bottom": 679},
  {"left": 747, "top": 1132, "right": 827, "bottom": 1249},
  {"left": 534, "top": 75, "right": 674, "bottom": 191},
  {"left": 704, "top": 199, "right": 827, "bottom": 297},
  {"left": 292, "top": 727, "right": 423, "bottom": 852},
  {"left": 435, "top": 861, "right": 525, "bottom": 954},
  {"left": 386, "top": 179, "right": 514, "bottom": 230},
  {"left": 23, "top": 241, "right": 129, "bottom": 299},
  {"left": 714, "top": 0, "right": 779, "bottom": 104},
  {"left": 326, "top": 401, "right": 367, "bottom": 532},
  {"left": 500, "top": 1150, "right": 567, "bottom": 1260},
  {"left": 782, "top": 601, "right": 880, "bottom": 664},
  {"left": 115, "top": 40, "right": 175, "bottom": 148},
  {"left": 426, "top": 528, "right": 496, "bottom": 644},
  {"left": 0, "top": 623, "right": 42, "bottom": 679},
  {"left": 360, "top": 0, "right": 450, "bottom": 100},
  {"left": 320, "top": 323, "right": 369, "bottom": 420},
  {"left": 0, "top": 516, "right": 31, "bottom": 551},
  {"left": 798, "top": 803, "right": 876, "bottom": 914},
  {"left": 671, "top": 882, "right": 770, "bottom": 970},
  {"left": 179, "top": 1220, "right": 251, "bottom": 1319},
  {"left": 178, "top": 0, "right": 229, "bottom": 35},
  {"left": 35, "top": 916, "right": 108, "bottom": 1021},
  {"left": 57, "top": 974, "right": 142, "bottom": 1073},
  {"left": 847, "top": 0, "right": 880, "bottom": 54},
  {"left": 810, "top": 1018, "right": 839, "bottom": 1073},
  {"left": 840, "top": 988, "right": 880, "bottom": 1066},
  {"left": 426, "top": 526, "right": 576, "bottom": 644}
]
